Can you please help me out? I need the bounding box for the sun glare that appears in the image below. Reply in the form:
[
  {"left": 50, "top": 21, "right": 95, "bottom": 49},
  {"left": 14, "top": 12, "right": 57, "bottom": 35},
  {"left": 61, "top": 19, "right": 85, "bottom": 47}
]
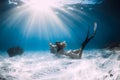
[{"left": 24, "top": 0, "right": 60, "bottom": 13}]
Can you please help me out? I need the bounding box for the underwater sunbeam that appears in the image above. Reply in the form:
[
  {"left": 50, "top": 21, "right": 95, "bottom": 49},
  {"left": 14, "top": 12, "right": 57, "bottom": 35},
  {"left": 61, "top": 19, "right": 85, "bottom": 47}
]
[
  {"left": 7, "top": 0, "right": 72, "bottom": 39},
  {"left": 7, "top": 0, "right": 99, "bottom": 41}
]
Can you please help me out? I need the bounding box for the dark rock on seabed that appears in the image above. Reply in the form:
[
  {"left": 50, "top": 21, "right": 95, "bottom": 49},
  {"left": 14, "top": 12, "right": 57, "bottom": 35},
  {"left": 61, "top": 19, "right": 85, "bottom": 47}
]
[{"left": 7, "top": 46, "right": 24, "bottom": 57}]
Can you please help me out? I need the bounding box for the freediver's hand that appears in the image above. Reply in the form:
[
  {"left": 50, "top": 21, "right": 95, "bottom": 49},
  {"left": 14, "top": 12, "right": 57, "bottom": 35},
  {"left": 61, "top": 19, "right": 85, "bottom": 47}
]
[{"left": 49, "top": 43, "right": 52, "bottom": 46}]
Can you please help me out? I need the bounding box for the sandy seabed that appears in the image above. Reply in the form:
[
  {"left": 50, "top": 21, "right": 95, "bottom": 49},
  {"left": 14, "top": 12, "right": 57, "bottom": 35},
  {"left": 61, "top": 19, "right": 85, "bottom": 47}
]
[{"left": 0, "top": 50, "right": 120, "bottom": 80}]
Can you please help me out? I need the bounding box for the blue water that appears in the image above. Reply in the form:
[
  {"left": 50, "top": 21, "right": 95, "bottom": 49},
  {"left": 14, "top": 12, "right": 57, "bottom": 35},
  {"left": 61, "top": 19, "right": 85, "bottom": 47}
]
[{"left": 0, "top": 0, "right": 117, "bottom": 52}]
